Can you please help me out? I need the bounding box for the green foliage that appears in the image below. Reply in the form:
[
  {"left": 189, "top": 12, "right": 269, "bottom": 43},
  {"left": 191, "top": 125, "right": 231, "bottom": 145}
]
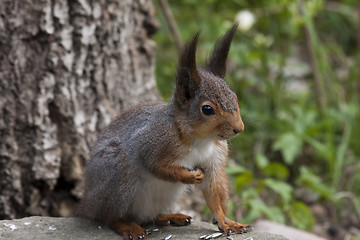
[
  {"left": 297, "top": 167, "right": 334, "bottom": 199},
  {"left": 262, "top": 162, "right": 289, "bottom": 180},
  {"left": 264, "top": 179, "right": 293, "bottom": 206},
  {"left": 288, "top": 202, "right": 315, "bottom": 230},
  {"left": 154, "top": 0, "right": 360, "bottom": 235},
  {"left": 246, "top": 198, "right": 286, "bottom": 224},
  {"left": 273, "top": 132, "right": 303, "bottom": 164}
]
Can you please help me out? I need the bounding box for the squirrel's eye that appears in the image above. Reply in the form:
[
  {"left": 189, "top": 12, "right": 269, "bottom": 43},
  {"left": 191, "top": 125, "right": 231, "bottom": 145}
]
[{"left": 202, "top": 105, "right": 215, "bottom": 116}]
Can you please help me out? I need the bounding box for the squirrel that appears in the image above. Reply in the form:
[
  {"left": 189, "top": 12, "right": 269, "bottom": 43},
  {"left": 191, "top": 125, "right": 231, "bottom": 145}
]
[{"left": 77, "top": 23, "right": 252, "bottom": 240}]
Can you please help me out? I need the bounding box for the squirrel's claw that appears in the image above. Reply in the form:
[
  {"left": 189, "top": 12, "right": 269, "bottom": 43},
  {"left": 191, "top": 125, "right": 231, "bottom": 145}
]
[
  {"left": 156, "top": 213, "right": 192, "bottom": 226},
  {"left": 123, "top": 232, "right": 145, "bottom": 240},
  {"left": 110, "top": 221, "right": 146, "bottom": 240},
  {"left": 214, "top": 217, "right": 252, "bottom": 235}
]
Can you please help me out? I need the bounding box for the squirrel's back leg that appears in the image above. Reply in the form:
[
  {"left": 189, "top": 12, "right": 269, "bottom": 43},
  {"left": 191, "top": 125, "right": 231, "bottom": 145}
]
[
  {"left": 109, "top": 220, "right": 145, "bottom": 240},
  {"left": 155, "top": 213, "right": 192, "bottom": 226}
]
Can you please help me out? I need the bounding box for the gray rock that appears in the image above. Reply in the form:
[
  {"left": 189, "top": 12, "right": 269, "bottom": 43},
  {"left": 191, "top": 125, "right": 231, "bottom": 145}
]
[
  {"left": 0, "top": 216, "right": 288, "bottom": 240},
  {"left": 254, "top": 220, "right": 326, "bottom": 240}
]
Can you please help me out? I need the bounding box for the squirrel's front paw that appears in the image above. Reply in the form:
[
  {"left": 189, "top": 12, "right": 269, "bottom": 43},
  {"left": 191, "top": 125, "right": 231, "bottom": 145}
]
[{"left": 180, "top": 167, "right": 204, "bottom": 184}]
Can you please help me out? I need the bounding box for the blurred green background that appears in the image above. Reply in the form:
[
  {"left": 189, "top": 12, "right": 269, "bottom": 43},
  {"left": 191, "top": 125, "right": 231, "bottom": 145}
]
[{"left": 153, "top": 0, "right": 360, "bottom": 238}]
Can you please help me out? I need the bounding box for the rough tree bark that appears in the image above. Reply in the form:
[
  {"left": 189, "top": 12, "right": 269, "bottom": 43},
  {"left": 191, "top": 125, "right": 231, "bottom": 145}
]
[{"left": 0, "top": 0, "right": 159, "bottom": 219}]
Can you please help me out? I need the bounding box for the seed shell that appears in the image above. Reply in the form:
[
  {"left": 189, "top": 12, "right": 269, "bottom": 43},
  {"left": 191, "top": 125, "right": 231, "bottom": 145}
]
[{"left": 162, "top": 234, "right": 172, "bottom": 240}]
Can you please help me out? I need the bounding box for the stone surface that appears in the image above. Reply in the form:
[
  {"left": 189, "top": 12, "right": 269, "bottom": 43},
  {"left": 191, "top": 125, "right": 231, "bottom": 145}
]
[
  {"left": 254, "top": 220, "right": 326, "bottom": 240},
  {"left": 0, "top": 216, "right": 288, "bottom": 240}
]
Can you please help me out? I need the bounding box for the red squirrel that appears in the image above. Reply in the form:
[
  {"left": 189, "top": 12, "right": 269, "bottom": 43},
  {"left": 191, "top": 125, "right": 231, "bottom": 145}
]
[{"left": 78, "top": 23, "right": 251, "bottom": 239}]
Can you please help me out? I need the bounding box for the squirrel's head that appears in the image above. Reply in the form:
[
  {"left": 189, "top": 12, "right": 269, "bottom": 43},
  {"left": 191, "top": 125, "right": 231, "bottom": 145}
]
[{"left": 173, "top": 24, "right": 244, "bottom": 141}]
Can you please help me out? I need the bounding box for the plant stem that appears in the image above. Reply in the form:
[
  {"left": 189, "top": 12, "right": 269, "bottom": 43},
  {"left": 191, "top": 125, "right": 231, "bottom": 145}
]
[
  {"left": 299, "top": 0, "right": 327, "bottom": 114},
  {"left": 158, "top": 0, "right": 183, "bottom": 53},
  {"left": 357, "top": 0, "right": 360, "bottom": 104},
  {"left": 303, "top": 18, "right": 327, "bottom": 113}
]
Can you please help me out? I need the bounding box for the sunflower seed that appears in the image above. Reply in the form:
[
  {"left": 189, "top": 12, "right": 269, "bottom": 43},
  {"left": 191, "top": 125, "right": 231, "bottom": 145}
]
[
  {"left": 199, "top": 235, "right": 208, "bottom": 239},
  {"left": 210, "top": 232, "right": 223, "bottom": 238},
  {"left": 244, "top": 237, "right": 254, "bottom": 240},
  {"left": 162, "top": 234, "right": 172, "bottom": 240}
]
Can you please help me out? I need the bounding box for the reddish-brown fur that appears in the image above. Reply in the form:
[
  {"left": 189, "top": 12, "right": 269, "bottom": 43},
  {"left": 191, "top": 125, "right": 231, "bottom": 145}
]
[{"left": 110, "top": 221, "right": 146, "bottom": 239}]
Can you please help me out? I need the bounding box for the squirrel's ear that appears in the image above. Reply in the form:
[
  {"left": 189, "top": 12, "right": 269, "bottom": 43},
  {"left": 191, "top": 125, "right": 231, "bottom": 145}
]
[
  {"left": 175, "top": 33, "right": 200, "bottom": 104},
  {"left": 206, "top": 23, "right": 238, "bottom": 79}
]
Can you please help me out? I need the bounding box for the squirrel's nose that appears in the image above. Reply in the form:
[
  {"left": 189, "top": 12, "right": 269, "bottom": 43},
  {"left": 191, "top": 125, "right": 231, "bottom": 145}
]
[
  {"left": 233, "top": 128, "right": 241, "bottom": 134},
  {"left": 233, "top": 126, "right": 244, "bottom": 134},
  {"left": 233, "top": 121, "right": 244, "bottom": 134}
]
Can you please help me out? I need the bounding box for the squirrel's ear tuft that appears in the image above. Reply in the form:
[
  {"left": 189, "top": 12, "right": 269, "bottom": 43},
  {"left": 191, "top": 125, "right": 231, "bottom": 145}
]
[
  {"left": 175, "top": 33, "right": 201, "bottom": 104},
  {"left": 206, "top": 23, "right": 238, "bottom": 79}
]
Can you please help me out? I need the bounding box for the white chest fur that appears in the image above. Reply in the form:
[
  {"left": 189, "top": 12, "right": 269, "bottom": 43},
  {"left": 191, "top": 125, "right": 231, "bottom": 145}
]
[
  {"left": 130, "top": 173, "right": 185, "bottom": 223},
  {"left": 130, "top": 139, "right": 227, "bottom": 223},
  {"left": 180, "top": 139, "right": 226, "bottom": 170}
]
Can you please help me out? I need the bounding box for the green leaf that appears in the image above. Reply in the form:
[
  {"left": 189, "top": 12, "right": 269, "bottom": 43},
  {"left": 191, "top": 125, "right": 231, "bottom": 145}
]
[
  {"left": 226, "top": 165, "right": 247, "bottom": 176},
  {"left": 262, "top": 162, "right": 289, "bottom": 180},
  {"left": 264, "top": 178, "right": 293, "bottom": 205},
  {"left": 241, "top": 188, "right": 259, "bottom": 200},
  {"left": 255, "top": 153, "right": 269, "bottom": 169},
  {"left": 235, "top": 171, "right": 253, "bottom": 190},
  {"left": 289, "top": 202, "right": 315, "bottom": 231},
  {"left": 264, "top": 206, "right": 286, "bottom": 224},
  {"left": 296, "top": 167, "right": 334, "bottom": 199},
  {"left": 247, "top": 199, "right": 286, "bottom": 224},
  {"left": 273, "top": 132, "right": 303, "bottom": 164},
  {"left": 243, "top": 199, "right": 262, "bottom": 223}
]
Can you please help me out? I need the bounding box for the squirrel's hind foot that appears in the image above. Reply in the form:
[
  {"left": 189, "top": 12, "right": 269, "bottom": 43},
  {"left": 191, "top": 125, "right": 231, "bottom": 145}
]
[
  {"left": 214, "top": 217, "right": 253, "bottom": 235},
  {"left": 155, "top": 213, "right": 192, "bottom": 226},
  {"left": 110, "top": 220, "right": 146, "bottom": 240}
]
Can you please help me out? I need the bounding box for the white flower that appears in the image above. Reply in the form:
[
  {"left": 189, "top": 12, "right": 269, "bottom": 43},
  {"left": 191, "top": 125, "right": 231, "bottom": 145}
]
[{"left": 236, "top": 10, "right": 256, "bottom": 31}]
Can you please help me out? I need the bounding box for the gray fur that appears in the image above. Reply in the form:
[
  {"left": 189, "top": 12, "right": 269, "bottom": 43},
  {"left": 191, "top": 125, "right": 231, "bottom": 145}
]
[
  {"left": 79, "top": 103, "right": 182, "bottom": 223},
  {"left": 78, "top": 24, "right": 241, "bottom": 226}
]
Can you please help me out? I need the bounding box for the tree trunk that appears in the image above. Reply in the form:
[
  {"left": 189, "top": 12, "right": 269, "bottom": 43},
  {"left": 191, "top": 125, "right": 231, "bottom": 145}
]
[{"left": 0, "top": 0, "right": 159, "bottom": 219}]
